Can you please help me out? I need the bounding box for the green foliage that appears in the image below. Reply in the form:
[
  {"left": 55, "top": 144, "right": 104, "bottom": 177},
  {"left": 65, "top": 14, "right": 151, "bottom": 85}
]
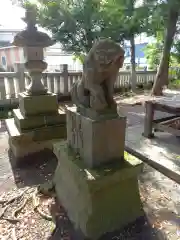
[
  {"left": 101, "top": 0, "right": 148, "bottom": 41},
  {"left": 144, "top": 29, "right": 180, "bottom": 70},
  {"left": 12, "top": 0, "right": 180, "bottom": 77},
  {"left": 169, "top": 65, "right": 180, "bottom": 80},
  {"left": 101, "top": 0, "right": 149, "bottom": 85},
  {"left": 143, "top": 0, "right": 180, "bottom": 37},
  {"left": 13, "top": 0, "right": 150, "bottom": 60},
  {"left": 72, "top": 53, "right": 86, "bottom": 64},
  {"left": 12, "top": 0, "right": 35, "bottom": 8},
  {"left": 144, "top": 32, "right": 164, "bottom": 69},
  {"left": 172, "top": 41, "right": 180, "bottom": 64},
  {"left": 168, "top": 79, "right": 180, "bottom": 89},
  {"left": 34, "top": 0, "right": 113, "bottom": 58}
]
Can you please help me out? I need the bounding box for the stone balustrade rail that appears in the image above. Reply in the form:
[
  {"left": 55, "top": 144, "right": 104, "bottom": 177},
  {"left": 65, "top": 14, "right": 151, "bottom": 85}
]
[{"left": 0, "top": 64, "right": 156, "bottom": 107}]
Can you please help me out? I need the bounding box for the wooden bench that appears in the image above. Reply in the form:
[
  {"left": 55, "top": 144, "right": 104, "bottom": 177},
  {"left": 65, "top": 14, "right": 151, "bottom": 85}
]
[{"left": 143, "top": 99, "right": 180, "bottom": 138}]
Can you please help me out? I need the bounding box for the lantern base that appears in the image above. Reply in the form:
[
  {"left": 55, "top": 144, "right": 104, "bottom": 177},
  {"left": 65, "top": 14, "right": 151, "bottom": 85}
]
[
  {"left": 24, "top": 87, "right": 48, "bottom": 96},
  {"left": 5, "top": 118, "right": 66, "bottom": 162},
  {"left": 13, "top": 108, "right": 66, "bottom": 132},
  {"left": 5, "top": 91, "right": 66, "bottom": 162},
  {"left": 19, "top": 92, "right": 59, "bottom": 117}
]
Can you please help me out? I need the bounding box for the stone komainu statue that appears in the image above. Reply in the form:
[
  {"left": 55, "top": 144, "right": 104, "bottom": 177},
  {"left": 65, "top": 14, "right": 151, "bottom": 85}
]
[{"left": 71, "top": 39, "right": 125, "bottom": 112}]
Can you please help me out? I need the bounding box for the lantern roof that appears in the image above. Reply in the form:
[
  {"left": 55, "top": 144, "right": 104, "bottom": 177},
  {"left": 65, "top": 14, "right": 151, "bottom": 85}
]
[{"left": 12, "top": 6, "right": 54, "bottom": 47}]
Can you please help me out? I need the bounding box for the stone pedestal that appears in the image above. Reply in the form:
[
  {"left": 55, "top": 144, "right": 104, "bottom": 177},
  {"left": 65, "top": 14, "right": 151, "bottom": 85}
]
[
  {"left": 53, "top": 107, "right": 143, "bottom": 239},
  {"left": 18, "top": 92, "right": 59, "bottom": 116},
  {"left": 66, "top": 107, "right": 126, "bottom": 168},
  {"left": 5, "top": 92, "right": 66, "bottom": 160},
  {"left": 53, "top": 141, "right": 143, "bottom": 239}
]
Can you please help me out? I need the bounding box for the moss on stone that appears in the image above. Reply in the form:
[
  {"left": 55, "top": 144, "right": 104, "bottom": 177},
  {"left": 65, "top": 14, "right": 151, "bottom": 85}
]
[
  {"left": 53, "top": 140, "right": 144, "bottom": 239},
  {"left": 54, "top": 140, "right": 142, "bottom": 181}
]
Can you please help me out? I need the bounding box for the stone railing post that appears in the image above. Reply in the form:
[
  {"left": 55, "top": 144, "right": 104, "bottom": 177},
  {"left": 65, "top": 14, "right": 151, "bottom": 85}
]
[
  {"left": 143, "top": 71, "right": 148, "bottom": 84},
  {"left": 0, "top": 74, "right": 6, "bottom": 100},
  {"left": 61, "top": 64, "right": 69, "bottom": 95},
  {"left": 14, "top": 63, "right": 25, "bottom": 93}
]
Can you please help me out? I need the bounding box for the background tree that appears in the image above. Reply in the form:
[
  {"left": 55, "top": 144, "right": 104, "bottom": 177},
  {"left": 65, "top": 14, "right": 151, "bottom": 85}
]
[
  {"left": 144, "top": 0, "right": 180, "bottom": 95},
  {"left": 144, "top": 32, "right": 164, "bottom": 70},
  {"left": 13, "top": 0, "right": 180, "bottom": 95},
  {"left": 13, "top": 0, "right": 149, "bottom": 92},
  {"left": 172, "top": 40, "right": 180, "bottom": 64},
  {"left": 101, "top": 0, "right": 149, "bottom": 92},
  {"left": 144, "top": 32, "right": 180, "bottom": 81},
  {"left": 13, "top": 0, "right": 116, "bottom": 62},
  {"left": 33, "top": 0, "right": 125, "bottom": 62}
]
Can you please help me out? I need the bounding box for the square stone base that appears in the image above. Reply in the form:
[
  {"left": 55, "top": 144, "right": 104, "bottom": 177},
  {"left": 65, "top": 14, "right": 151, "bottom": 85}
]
[
  {"left": 19, "top": 92, "right": 59, "bottom": 117},
  {"left": 67, "top": 107, "right": 126, "bottom": 168},
  {"left": 5, "top": 118, "right": 66, "bottom": 160},
  {"left": 13, "top": 108, "right": 66, "bottom": 132},
  {"left": 53, "top": 141, "right": 143, "bottom": 239}
]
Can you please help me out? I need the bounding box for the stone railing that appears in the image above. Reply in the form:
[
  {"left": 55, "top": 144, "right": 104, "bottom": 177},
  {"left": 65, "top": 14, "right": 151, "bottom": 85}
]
[{"left": 0, "top": 64, "right": 156, "bottom": 107}]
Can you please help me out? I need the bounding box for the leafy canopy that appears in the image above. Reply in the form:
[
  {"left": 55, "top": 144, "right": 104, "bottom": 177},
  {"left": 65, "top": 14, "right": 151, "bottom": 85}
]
[
  {"left": 13, "top": 0, "right": 150, "bottom": 57},
  {"left": 35, "top": 0, "right": 117, "bottom": 56}
]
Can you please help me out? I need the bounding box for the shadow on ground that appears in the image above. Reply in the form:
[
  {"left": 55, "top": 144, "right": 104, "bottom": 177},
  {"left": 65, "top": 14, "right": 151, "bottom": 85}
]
[
  {"left": 8, "top": 149, "right": 57, "bottom": 188},
  {"left": 7, "top": 149, "right": 170, "bottom": 239},
  {"left": 48, "top": 198, "right": 166, "bottom": 240}
]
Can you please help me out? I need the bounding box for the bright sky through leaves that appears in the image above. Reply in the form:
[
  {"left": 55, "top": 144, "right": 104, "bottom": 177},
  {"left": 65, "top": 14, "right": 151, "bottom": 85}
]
[
  {"left": 0, "top": 0, "right": 151, "bottom": 44},
  {"left": 0, "top": 0, "right": 25, "bottom": 29}
]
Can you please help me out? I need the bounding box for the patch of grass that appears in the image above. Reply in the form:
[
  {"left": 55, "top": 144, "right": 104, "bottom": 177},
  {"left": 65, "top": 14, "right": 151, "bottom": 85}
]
[
  {"left": 168, "top": 79, "right": 180, "bottom": 89},
  {"left": 124, "top": 151, "right": 141, "bottom": 163},
  {"left": 136, "top": 81, "right": 153, "bottom": 91},
  {"left": 0, "top": 110, "right": 13, "bottom": 119}
]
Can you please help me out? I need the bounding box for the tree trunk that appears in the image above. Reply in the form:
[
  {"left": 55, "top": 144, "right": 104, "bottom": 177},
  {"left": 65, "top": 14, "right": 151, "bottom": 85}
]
[
  {"left": 151, "top": 8, "right": 179, "bottom": 96},
  {"left": 130, "top": 35, "right": 137, "bottom": 92}
]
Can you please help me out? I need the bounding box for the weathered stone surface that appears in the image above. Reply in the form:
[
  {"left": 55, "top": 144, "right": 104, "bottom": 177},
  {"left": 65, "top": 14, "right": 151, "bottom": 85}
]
[
  {"left": 13, "top": 6, "right": 54, "bottom": 48},
  {"left": 53, "top": 141, "right": 143, "bottom": 239},
  {"left": 5, "top": 7, "right": 65, "bottom": 161},
  {"left": 77, "top": 105, "right": 118, "bottom": 120},
  {"left": 19, "top": 92, "right": 59, "bottom": 117},
  {"left": 13, "top": 108, "right": 66, "bottom": 132},
  {"left": 13, "top": 6, "right": 54, "bottom": 96},
  {"left": 5, "top": 118, "right": 66, "bottom": 159},
  {"left": 71, "top": 39, "right": 125, "bottom": 112},
  {"left": 66, "top": 107, "right": 126, "bottom": 168}
]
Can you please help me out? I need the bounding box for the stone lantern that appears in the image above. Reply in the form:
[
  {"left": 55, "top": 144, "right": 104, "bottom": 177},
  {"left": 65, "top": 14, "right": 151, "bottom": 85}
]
[
  {"left": 12, "top": 6, "right": 54, "bottom": 95},
  {"left": 5, "top": 6, "right": 66, "bottom": 162}
]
